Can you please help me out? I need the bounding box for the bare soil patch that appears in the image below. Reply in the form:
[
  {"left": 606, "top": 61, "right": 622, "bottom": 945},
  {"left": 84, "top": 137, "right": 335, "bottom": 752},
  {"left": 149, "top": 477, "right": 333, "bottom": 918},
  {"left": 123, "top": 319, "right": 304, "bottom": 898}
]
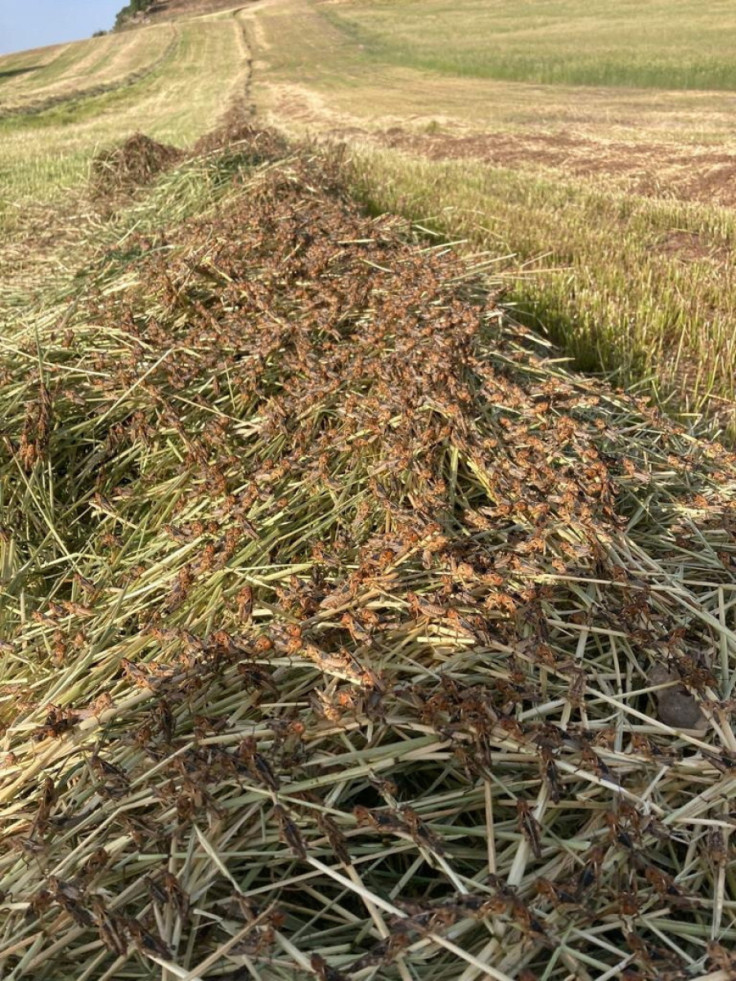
[
  {"left": 376, "top": 127, "right": 736, "bottom": 209},
  {"left": 268, "top": 83, "right": 736, "bottom": 211},
  {"left": 655, "top": 228, "right": 727, "bottom": 263}
]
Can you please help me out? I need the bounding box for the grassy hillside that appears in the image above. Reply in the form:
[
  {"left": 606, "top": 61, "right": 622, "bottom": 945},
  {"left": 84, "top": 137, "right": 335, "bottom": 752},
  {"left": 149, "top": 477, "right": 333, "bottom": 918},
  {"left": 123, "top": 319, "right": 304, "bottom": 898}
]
[
  {"left": 0, "top": 29, "right": 171, "bottom": 113},
  {"left": 0, "top": 9, "right": 248, "bottom": 218},
  {"left": 116, "top": 0, "right": 246, "bottom": 24},
  {"left": 1, "top": 3, "right": 736, "bottom": 979},
  {"left": 318, "top": 0, "right": 736, "bottom": 90},
  {"left": 248, "top": 0, "right": 736, "bottom": 437}
]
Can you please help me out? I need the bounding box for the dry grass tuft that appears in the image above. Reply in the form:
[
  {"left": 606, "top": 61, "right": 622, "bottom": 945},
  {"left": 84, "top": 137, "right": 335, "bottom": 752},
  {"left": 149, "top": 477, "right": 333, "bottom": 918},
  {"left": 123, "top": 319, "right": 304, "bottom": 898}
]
[
  {"left": 89, "top": 132, "right": 185, "bottom": 197},
  {"left": 192, "top": 112, "right": 290, "bottom": 163},
  {"left": 1, "top": 129, "right": 736, "bottom": 981}
]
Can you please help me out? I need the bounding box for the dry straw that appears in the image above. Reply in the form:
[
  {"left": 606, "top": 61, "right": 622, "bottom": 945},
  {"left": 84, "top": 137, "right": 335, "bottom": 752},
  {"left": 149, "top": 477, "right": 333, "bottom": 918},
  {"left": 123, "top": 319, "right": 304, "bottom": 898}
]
[{"left": 0, "top": 128, "right": 735, "bottom": 981}]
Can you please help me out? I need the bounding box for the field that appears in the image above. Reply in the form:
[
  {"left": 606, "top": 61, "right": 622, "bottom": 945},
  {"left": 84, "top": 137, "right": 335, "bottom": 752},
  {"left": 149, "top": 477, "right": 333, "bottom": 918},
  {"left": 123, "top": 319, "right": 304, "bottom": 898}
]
[
  {"left": 315, "top": 0, "right": 736, "bottom": 91},
  {"left": 1, "top": 2, "right": 736, "bottom": 980},
  {"left": 0, "top": 9, "right": 248, "bottom": 218},
  {"left": 246, "top": 0, "right": 736, "bottom": 436}
]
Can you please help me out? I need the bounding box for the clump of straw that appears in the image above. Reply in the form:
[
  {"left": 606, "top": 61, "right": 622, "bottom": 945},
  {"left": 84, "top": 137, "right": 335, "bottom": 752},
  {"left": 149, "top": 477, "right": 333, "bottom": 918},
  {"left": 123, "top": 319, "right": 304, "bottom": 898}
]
[{"left": 89, "top": 132, "right": 184, "bottom": 198}]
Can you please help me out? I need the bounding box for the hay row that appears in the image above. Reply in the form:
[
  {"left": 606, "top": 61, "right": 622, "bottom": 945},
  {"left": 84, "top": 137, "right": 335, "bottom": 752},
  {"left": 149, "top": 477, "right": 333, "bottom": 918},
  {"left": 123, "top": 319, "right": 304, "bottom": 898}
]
[{"left": 0, "top": 129, "right": 735, "bottom": 980}]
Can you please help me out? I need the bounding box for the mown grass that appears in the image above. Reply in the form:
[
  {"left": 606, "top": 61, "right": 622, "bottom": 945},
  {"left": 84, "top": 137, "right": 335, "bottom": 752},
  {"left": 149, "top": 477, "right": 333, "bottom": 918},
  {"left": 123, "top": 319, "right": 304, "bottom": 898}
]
[
  {"left": 251, "top": 2, "right": 736, "bottom": 147},
  {"left": 0, "top": 47, "right": 59, "bottom": 84},
  {"left": 247, "top": 0, "right": 736, "bottom": 437},
  {"left": 322, "top": 0, "right": 736, "bottom": 90},
  {"left": 0, "top": 14, "right": 248, "bottom": 217},
  {"left": 4, "top": 0, "right": 733, "bottom": 436},
  {"left": 0, "top": 28, "right": 176, "bottom": 112},
  {"left": 345, "top": 148, "right": 736, "bottom": 435},
  {"left": 0, "top": 34, "right": 179, "bottom": 131}
]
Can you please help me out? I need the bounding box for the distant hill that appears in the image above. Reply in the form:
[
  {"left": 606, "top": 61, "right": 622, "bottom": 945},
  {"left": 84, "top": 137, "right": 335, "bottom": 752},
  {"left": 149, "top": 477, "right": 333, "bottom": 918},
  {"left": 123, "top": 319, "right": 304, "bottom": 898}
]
[{"left": 115, "top": 0, "right": 245, "bottom": 29}]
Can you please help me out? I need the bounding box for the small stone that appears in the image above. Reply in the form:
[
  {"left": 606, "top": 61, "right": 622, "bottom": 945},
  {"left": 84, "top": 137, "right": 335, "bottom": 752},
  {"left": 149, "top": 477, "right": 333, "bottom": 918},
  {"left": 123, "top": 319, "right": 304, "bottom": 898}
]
[{"left": 648, "top": 664, "right": 707, "bottom": 731}]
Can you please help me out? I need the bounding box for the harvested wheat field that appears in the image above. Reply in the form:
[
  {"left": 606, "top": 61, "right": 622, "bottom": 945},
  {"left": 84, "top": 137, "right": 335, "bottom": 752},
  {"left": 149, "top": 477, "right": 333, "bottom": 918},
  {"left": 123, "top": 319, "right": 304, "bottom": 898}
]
[{"left": 1, "top": 128, "right": 736, "bottom": 981}]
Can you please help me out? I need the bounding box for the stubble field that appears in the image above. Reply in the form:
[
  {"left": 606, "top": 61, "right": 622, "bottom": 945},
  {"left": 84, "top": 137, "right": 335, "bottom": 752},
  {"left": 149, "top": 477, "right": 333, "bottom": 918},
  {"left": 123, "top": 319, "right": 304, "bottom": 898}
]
[
  {"left": 247, "top": 0, "right": 736, "bottom": 436},
  {"left": 0, "top": 9, "right": 249, "bottom": 218}
]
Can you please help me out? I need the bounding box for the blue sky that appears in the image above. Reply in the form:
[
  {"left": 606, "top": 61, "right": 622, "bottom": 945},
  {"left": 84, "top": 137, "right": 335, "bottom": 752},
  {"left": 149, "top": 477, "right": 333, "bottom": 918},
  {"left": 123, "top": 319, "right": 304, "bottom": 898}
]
[{"left": 0, "top": 1, "right": 124, "bottom": 56}]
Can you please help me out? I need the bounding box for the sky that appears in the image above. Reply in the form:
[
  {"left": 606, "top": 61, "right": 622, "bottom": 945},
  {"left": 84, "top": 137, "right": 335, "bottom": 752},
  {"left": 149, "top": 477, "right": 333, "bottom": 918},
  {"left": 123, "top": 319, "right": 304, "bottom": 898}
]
[{"left": 0, "top": 0, "right": 124, "bottom": 56}]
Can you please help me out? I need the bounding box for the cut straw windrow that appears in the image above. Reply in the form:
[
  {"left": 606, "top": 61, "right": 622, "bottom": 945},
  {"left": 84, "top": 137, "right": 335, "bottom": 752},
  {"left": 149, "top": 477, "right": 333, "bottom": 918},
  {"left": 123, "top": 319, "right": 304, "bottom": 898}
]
[{"left": 0, "top": 123, "right": 735, "bottom": 981}]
